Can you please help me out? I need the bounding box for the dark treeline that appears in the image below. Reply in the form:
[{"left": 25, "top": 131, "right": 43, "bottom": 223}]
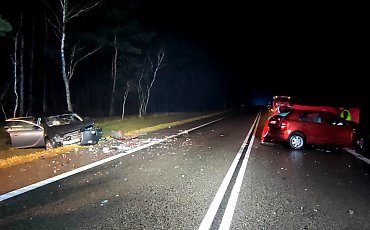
[{"left": 0, "top": 0, "right": 230, "bottom": 120}]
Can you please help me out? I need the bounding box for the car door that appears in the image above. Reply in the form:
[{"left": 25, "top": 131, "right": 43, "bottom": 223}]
[
  {"left": 5, "top": 119, "right": 45, "bottom": 148},
  {"left": 323, "top": 114, "right": 354, "bottom": 146},
  {"left": 299, "top": 111, "right": 329, "bottom": 144}
]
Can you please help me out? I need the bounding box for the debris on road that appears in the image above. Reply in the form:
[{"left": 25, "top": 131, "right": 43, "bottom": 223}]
[{"left": 111, "top": 130, "right": 139, "bottom": 140}]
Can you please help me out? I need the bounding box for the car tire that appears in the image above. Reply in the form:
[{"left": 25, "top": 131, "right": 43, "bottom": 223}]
[
  {"left": 288, "top": 133, "right": 305, "bottom": 150},
  {"left": 45, "top": 138, "right": 55, "bottom": 150}
]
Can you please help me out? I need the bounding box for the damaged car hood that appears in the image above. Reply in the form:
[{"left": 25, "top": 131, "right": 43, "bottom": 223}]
[{"left": 44, "top": 120, "right": 94, "bottom": 138}]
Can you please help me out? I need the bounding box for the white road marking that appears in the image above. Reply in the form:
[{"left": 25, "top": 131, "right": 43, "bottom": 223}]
[
  {"left": 219, "top": 114, "right": 260, "bottom": 230},
  {"left": 0, "top": 115, "right": 230, "bottom": 202},
  {"left": 344, "top": 148, "right": 370, "bottom": 165},
  {"left": 198, "top": 112, "right": 260, "bottom": 230}
]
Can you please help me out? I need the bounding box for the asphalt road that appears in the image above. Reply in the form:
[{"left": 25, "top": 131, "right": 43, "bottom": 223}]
[{"left": 1, "top": 108, "right": 370, "bottom": 229}]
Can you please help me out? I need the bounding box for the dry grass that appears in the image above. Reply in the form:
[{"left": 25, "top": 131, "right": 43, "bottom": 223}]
[
  {"left": 0, "top": 145, "right": 83, "bottom": 169},
  {"left": 95, "top": 112, "right": 216, "bottom": 137},
  {"left": 123, "top": 113, "right": 218, "bottom": 136}
]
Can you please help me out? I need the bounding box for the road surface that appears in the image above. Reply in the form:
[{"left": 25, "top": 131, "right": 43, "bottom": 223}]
[{"left": 1, "top": 108, "right": 370, "bottom": 229}]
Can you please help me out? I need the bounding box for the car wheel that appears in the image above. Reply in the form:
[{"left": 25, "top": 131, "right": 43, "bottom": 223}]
[
  {"left": 45, "top": 138, "right": 55, "bottom": 150},
  {"left": 288, "top": 133, "right": 305, "bottom": 150}
]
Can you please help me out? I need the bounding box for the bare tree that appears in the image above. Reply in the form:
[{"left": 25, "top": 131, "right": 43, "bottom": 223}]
[
  {"left": 1, "top": 16, "right": 12, "bottom": 119},
  {"left": 0, "top": 84, "right": 10, "bottom": 119},
  {"left": 44, "top": 0, "right": 101, "bottom": 112},
  {"left": 67, "top": 44, "right": 101, "bottom": 80},
  {"left": 121, "top": 81, "right": 131, "bottom": 119},
  {"left": 137, "top": 68, "right": 145, "bottom": 117},
  {"left": 137, "top": 49, "right": 166, "bottom": 116},
  {"left": 11, "top": 30, "right": 19, "bottom": 118},
  {"left": 19, "top": 12, "right": 25, "bottom": 116}
]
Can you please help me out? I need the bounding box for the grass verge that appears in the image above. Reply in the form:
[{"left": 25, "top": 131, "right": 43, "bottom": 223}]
[{"left": 0, "top": 111, "right": 224, "bottom": 169}]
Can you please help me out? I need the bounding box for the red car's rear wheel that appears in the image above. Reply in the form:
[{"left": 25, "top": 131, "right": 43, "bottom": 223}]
[{"left": 288, "top": 133, "right": 305, "bottom": 150}]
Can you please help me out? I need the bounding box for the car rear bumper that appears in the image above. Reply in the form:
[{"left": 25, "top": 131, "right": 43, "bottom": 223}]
[{"left": 261, "top": 130, "right": 289, "bottom": 143}]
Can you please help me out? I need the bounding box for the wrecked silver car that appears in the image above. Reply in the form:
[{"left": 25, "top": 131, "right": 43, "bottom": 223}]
[{"left": 4, "top": 112, "right": 102, "bottom": 150}]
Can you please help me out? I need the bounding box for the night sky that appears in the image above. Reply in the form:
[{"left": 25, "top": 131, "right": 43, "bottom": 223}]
[
  {"left": 140, "top": 1, "right": 367, "bottom": 106},
  {"left": 0, "top": 0, "right": 367, "bottom": 118}
]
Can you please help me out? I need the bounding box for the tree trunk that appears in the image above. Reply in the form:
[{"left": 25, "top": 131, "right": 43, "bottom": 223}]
[
  {"left": 1, "top": 88, "right": 8, "bottom": 119},
  {"left": 137, "top": 71, "right": 145, "bottom": 117},
  {"left": 121, "top": 82, "right": 130, "bottom": 119},
  {"left": 61, "top": 21, "right": 73, "bottom": 111},
  {"left": 12, "top": 32, "right": 19, "bottom": 118},
  {"left": 143, "top": 50, "right": 165, "bottom": 115}
]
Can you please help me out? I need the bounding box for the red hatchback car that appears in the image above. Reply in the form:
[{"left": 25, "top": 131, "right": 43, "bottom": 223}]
[{"left": 261, "top": 109, "right": 359, "bottom": 150}]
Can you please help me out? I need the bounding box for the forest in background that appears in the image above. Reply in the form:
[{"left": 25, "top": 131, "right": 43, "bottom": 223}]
[{"left": 0, "top": 0, "right": 231, "bottom": 120}]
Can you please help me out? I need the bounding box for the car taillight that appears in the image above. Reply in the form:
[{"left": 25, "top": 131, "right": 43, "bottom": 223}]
[{"left": 280, "top": 121, "right": 288, "bottom": 131}]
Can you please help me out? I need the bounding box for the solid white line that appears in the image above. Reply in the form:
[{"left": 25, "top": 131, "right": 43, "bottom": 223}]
[
  {"left": 343, "top": 148, "right": 370, "bottom": 165},
  {"left": 0, "top": 115, "right": 230, "bottom": 202},
  {"left": 0, "top": 141, "right": 159, "bottom": 202},
  {"left": 219, "top": 113, "right": 260, "bottom": 230},
  {"left": 198, "top": 112, "right": 260, "bottom": 230}
]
